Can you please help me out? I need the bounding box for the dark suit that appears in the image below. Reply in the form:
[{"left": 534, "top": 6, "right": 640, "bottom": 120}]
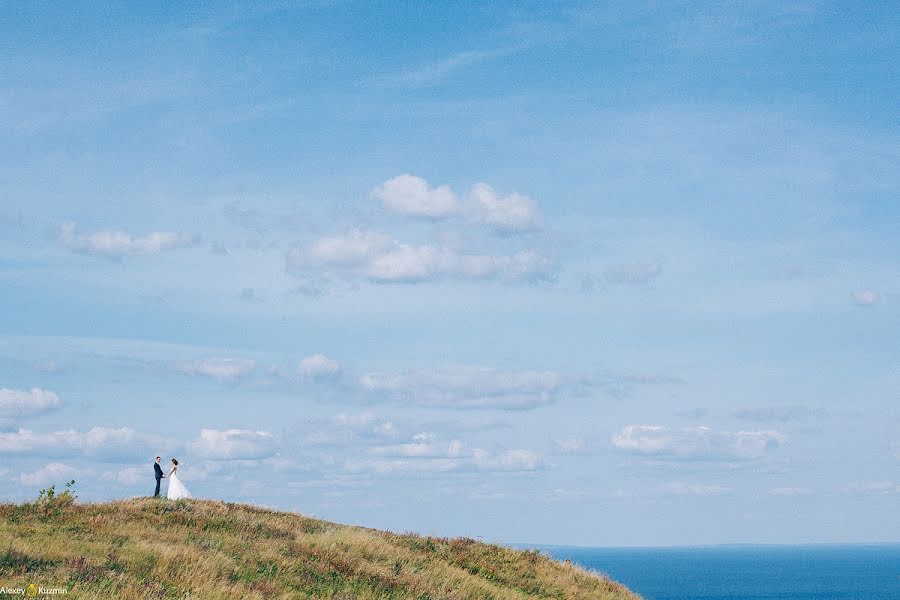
[{"left": 154, "top": 462, "right": 164, "bottom": 496}]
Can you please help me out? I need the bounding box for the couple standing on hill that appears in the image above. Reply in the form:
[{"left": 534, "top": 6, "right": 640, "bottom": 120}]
[{"left": 153, "top": 456, "right": 192, "bottom": 500}]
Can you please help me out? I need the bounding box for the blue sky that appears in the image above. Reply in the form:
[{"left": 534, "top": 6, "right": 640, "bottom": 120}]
[{"left": 0, "top": 1, "right": 898, "bottom": 546}]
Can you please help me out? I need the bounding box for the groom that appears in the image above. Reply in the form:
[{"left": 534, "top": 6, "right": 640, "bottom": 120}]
[{"left": 153, "top": 456, "right": 165, "bottom": 496}]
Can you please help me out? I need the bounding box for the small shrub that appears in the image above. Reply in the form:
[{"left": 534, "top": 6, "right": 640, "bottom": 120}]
[{"left": 35, "top": 480, "right": 77, "bottom": 517}]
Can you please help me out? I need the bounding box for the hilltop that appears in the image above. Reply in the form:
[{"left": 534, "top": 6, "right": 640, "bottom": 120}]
[{"left": 0, "top": 497, "right": 640, "bottom": 599}]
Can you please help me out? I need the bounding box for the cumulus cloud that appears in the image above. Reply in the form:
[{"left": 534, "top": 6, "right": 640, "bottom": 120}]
[
  {"left": 612, "top": 424, "right": 784, "bottom": 461},
  {"left": 287, "top": 229, "right": 555, "bottom": 284},
  {"left": 0, "top": 427, "right": 168, "bottom": 460},
  {"left": 60, "top": 222, "right": 194, "bottom": 258},
  {"left": 176, "top": 358, "right": 255, "bottom": 382},
  {"left": 604, "top": 261, "right": 663, "bottom": 285},
  {"left": 370, "top": 174, "right": 458, "bottom": 218},
  {"left": 468, "top": 182, "right": 541, "bottom": 231},
  {"left": 359, "top": 365, "right": 571, "bottom": 409},
  {"left": 20, "top": 462, "right": 78, "bottom": 487},
  {"left": 297, "top": 354, "right": 341, "bottom": 378},
  {"left": 371, "top": 175, "right": 542, "bottom": 231},
  {"left": 851, "top": 290, "right": 879, "bottom": 306},
  {"left": 0, "top": 388, "right": 61, "bottom": 417},
  {"left": 191, "top": 428, "right": 278, "bottom": 460}
]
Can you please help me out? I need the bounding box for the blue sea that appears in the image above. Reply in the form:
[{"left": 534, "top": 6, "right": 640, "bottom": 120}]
[{"left": 535, "top": 544, "right": 900, "bottom": 600}]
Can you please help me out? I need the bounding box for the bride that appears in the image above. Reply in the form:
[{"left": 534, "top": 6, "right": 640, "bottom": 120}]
[{"left": 165, "top": 458, "right": 192, "bottom": 500}]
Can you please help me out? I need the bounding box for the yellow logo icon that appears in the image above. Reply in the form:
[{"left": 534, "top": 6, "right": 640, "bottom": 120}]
[{"left": 26, "top": 583, "right": 38, "bottom": 597}]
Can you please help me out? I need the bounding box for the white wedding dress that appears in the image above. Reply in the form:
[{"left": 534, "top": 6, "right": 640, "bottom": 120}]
[{"left": 166, "top": 467, "right": 192, "bottom": 500}]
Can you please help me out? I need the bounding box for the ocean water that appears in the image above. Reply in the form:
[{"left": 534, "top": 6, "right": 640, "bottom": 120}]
[{"left": 536, "top": 544, "right": 900, "bottom": 600}]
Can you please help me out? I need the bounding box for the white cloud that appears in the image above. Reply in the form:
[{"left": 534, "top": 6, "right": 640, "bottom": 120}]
[
  {"left": 851, "top": 289, "right": 879, "bottom": 305},
  {"left": 191, "top": 428, "right": 277, "bottom": 460},
  {"left": 297, "top": 229, "right": 395, "bottom": 267},
  {"left": 0, "top": 426, "right": 170, "bottom": 459},
  {"left": 60, "top": 222, "right": 193, "bottom": 257},
  {"left": 369, "top": 444, "right": 449, "bottom": 459},
  {"left": 0, "top": 387, "right": 61, "bottom": 417},
  {"left": 287, "top": 229, "right": 555, "bottom": 284},
  {"left": 359, "top": 365, "right": 569, "bottom": 409},
  {"left": 468, "top": 182, "right": 541, "bottom": 231},
  {"left": 297, "top": 354, "right": 340, "bottom": 378},
  {"left": 371, "top": 175, "right": 541, "bottom": 231},
  {"left": 20, "top": 462, "right": 78, "bottom": 487},
  {"left": 353, "top": 434, "right": 543, "bottom": 474},
  {"left": 176, "top": 358, "right": 255, "bottom": 382},
  {"left": 604, "top": 261, "right": 663, "bottom": 284},
  {"left": 612, "top": 425, "right": 784, "bottom": 461},
  {"left": 370, "top": 174, "right": 458, "bottom": 218}
]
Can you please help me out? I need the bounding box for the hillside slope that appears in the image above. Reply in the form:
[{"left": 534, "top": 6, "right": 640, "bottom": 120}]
[{"left": 0, "top": 497, "right": 640, "bottom": 599}]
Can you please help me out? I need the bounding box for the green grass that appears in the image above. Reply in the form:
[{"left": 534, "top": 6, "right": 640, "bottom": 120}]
[{"left": 0, "top": 497, "right": 640, "bottom": 599}]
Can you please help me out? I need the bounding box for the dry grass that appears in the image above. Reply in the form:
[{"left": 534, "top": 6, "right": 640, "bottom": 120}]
[{"left": 0, "top": 497, "right": 641, "bottom": 599}]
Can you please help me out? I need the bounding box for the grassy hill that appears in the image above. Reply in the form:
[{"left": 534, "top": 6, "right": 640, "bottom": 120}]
[{"left": 0, "top": 496, "right": 640, "bottom": 599}]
